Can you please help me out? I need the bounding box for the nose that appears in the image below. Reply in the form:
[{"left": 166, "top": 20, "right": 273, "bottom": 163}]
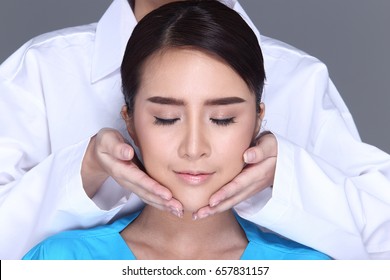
[{"left": 178, "top": 119, "right": 211, "bottom": 160}]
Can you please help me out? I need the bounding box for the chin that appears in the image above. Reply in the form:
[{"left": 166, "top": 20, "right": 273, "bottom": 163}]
[
  {"left": 171, "top": 184, "right": 222, "bottom": 214},
  {"left": 180, "top": 198, "right": 210, "bottom": 213}
]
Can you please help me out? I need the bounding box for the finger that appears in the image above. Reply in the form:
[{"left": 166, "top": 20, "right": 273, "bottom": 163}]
[
  {"left": 244, "top": 133, "right": 277, "bottom": 164},
  {"left": 130, "top": 180, "right": 184, "bottom": 218},
  {"left": 116, "top": 161, "right": 185, "bottom": 212},
  {"left": 208, "top": 166, "right": 256, "bottom": 207},
  {"left": 117, "top": 169, "right": 184, "bottom": 217},
  {"left": 144, "top": 197, "right": 184, "bottom": 218},
  {"left": 100, "top": 143, "right": 181, "bottom": 211},
  {"left": 98, "top": 130, "right": 135, "bottom": 161},
  {"left": 119, "top": 143, "right": 135, "bottom": 161},
  {"left": 192, "top": 205, "right": 212, "bottom": 220},
  {"left": 194, "top": 189, "right": 249, "bottom": 219},
  {"left": 116, "top": 162, "right": 173, "bottom": 200},
  {"left": 193, "top": 175, "right": 250, "bottom": 219},
  {"left": 95, "top": 128, "right": 185, "bottom": 215},
  {"left": 196, "top": 158, "right": 276, "bottom": 219},
  {"left": 194, "top": 183, "right": 256, "bottom": 220},
  {"left": 106, "top": 142, "right": 134, "bottom": 161}
]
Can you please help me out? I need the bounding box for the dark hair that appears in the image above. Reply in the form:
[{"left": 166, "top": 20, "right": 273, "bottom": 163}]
[{"left": 121, "top": 0, "right": 265, "bottom": 115}]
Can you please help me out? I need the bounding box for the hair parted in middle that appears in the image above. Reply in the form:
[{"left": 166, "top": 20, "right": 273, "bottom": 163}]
[{"left": 121, "top": 0, "right": 265, "bottom": 115}]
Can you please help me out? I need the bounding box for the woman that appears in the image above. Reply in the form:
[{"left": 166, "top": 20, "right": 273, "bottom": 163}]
[{"left": 23, "top": 1, "right": 330, "bottom": 260}]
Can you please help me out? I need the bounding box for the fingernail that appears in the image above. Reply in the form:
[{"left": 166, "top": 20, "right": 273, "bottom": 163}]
[
  {"left": 170, "top": 208, "right": 183, "bottom": 218},
  {"left": 192, "top": 213, "right": 198, "bottom": 221},
  {"left": 197, "top": 213, "right": 210, "bottom": 220},
  {"left": 122, "top": 148, "right": 131, "bottom": 160},
  {"left": 244, "top": 150, "right": 255, "bottom": 163},
  {"left": 210, "top": 200, "right": 220, "bottom": 208},
  {"left": 161, "top": 192, "right": 172, "bottom": 200},
  {"left": 170, "top": 210, "right": 180, "bottom": 218}
]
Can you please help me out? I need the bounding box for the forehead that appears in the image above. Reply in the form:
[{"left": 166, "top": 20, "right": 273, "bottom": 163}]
[{"left": 138, "top": 48, "right": 253, "bottom": 101}]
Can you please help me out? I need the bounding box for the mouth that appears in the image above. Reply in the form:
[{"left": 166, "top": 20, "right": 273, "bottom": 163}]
[{"left": 174, "top": 171, "right": 215, "bottom": 186}]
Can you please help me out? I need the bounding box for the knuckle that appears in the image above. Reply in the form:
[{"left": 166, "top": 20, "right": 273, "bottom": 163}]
[
  {"left": 109, "top": 161, "right": 123, "bottom": 179},
  {"left": 142, "top": 191, "right": 160, "bottom": 204},
  {"left": 223, "top": 180, "right": 241, "bottom": 196}
]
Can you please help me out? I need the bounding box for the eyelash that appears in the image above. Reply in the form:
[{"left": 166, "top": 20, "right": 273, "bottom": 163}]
[
  {"left": 153, "top": 117, "right": 236, "bottom": 126},
  {"left": 154, "top": 117, "right": 180, "bottom": 126},
  {"left": 210, "top": 117, "right": 236, "bottom": 126}
]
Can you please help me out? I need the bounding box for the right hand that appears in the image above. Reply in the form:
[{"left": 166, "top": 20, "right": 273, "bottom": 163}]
[{"left": 81, "top": 128, "right": 183, "bottom": 217}]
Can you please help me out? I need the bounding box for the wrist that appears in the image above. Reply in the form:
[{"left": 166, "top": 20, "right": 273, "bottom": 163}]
[{"left": 81, "top": 135, "right": 109, "bottom": 198}]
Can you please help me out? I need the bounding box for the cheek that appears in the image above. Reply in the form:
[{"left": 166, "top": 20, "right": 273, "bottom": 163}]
[
  {"left": 218, "top": 116, "right": 257, "bottom": 157},
  {"left": 137, "top": 134, "right": 170, "bottom": 168},
  {"left": 134, "top": 124, "right": 176, "bottom": 181},
  {"left": 213, "top": 127, "right": 255, "bottom": 181},
  {"left": 217, "top": 137, "right": 246, "bottom": 170}
]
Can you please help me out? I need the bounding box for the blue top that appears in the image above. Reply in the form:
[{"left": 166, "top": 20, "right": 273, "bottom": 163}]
[{"left": 23, "top": 211, "right": 331, "bottom": 260}]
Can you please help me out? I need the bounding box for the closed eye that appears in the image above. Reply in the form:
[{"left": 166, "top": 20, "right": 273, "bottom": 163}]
[
  {"left": 210, "top": 117, "right": 236, "bottom": 126},
  {"left": 153, "top": 116, "right": 180, "bottom": 126}
]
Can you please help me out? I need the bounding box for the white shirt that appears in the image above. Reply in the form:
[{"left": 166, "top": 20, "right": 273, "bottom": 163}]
[{"left": 0, "top": 0, "right": 389, "bottom": 259}]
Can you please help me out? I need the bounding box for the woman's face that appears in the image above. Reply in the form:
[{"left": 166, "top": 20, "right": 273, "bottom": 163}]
[{"left": 124, "top": 48, "right": 263, "bottom": 212}]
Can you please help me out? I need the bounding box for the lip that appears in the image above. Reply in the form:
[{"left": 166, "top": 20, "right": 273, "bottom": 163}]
[{"left": 174, "top": 171, "right": 215, "bottom": 186}]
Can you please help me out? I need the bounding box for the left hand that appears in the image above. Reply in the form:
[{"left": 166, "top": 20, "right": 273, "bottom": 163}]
[{"left": 192, "top": 132, "right": 277, "bottom": 220}]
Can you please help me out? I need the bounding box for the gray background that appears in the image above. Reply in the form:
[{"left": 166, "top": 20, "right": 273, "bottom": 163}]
[{"left": 1, "top": 0, "right": 389, "bottom": 152}]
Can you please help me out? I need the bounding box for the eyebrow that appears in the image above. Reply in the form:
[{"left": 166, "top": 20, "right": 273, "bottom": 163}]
[
  {"left": 147, "top": 96, "right": 246, "bottom": 106},
  {"left": 147, "top": 96, "right": 184, "bottom": 106},
  {"left": 204, "top": 97, "right": 246, "bottom": 106}
]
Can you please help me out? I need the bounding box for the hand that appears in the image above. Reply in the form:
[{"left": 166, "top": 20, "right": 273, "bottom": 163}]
[
  {"left": 193, "top": 132, "right": 277, "bottom": 220},
  {"left": 82, "top": 128, "right": 183, "bottom": 216}
]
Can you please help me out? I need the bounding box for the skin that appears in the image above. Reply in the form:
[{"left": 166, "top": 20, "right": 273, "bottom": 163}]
[
  {"left": 81, "top": 0, "right": 277, "bottom": 219},
  {"left": 132, "top": 0, "right": 183, "bottom": 21},
  {"left": 124, "top": 49, "right": 263, "bottom": 213},
  {"left": 120, "top": 48, "right": 263, "bottom": 259}
]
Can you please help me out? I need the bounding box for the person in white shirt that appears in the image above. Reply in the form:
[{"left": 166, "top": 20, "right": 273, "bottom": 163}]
[{"left": 0, "top": 0, "right": 389, "bottom": 260}]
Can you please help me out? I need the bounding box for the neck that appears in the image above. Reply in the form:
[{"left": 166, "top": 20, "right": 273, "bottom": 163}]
[
  {"left": 142, "top": 205, "right": 237, "bottom": 236},
  {"left": 121, "top": 205, "right": 248, "bottom": 259}
]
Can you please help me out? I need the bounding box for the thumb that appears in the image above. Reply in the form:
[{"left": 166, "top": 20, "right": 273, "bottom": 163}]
[
  {"left": 117, "top": 142, "right": 135, "bottom": 161},
  {"left": 104, "top": 129, "right": 135, "bottom": 161},
  {"left": 243, "top": 147, "right": 260, "bottom": 164},
  {"left": 244, "top": 133, "right": 277, "bottom": 164}
]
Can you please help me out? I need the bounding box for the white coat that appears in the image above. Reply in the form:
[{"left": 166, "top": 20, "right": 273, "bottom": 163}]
[{"left": 0, "top": 0, "right": 389, "bottom": 259}]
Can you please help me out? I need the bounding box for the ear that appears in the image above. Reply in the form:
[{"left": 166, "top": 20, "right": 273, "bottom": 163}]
[
  {"left": 121, "top": 105, "right": 139, "bottom": 146},
  {"left": 254, "top": 102, "right": 265, "bottom": 137}
]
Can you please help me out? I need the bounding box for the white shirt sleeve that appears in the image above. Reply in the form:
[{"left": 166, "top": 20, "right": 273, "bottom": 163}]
[
  {"left": 234, "top": 62, "right": 390, "bottom": 259},
  {"left": 229, "top": 5, "right": 390, "bottom": 256},
  {"left": 236, "top": 132, "right": 390, "bottom": 259},
  {"left": 0, "top": 42, "right": 128, "bottom": 259},
  {"left": 228, "top": 5, "right": 390, "bottom": 257},
  {"left": 0, "top": 138, "right": 123, "bottom": 259}
]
